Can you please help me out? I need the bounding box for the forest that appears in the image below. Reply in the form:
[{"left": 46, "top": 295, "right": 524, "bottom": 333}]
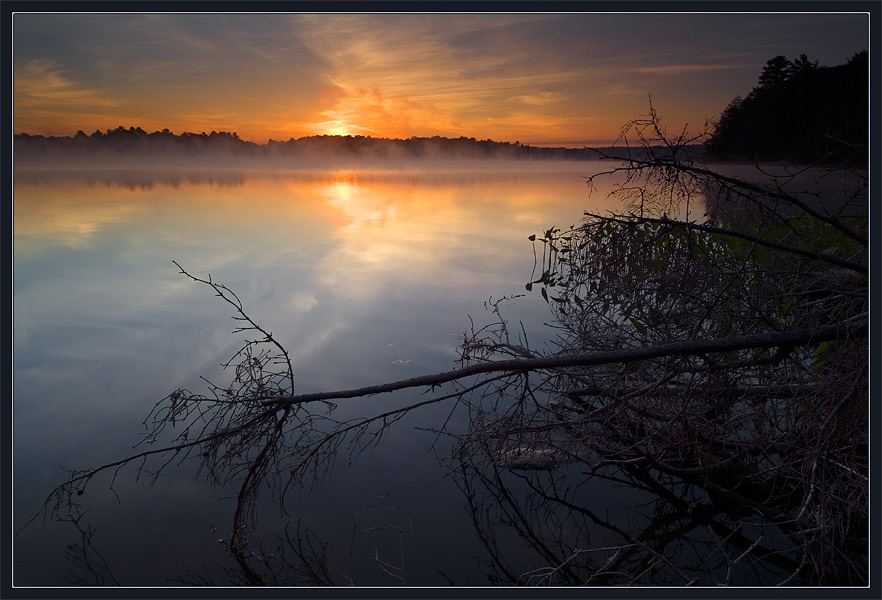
[{"left": 706, "top": 51, "right": 868, "bottom": 164}]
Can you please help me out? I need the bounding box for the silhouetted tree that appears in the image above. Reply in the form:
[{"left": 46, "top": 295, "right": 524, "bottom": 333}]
[
  {"left": 757, "top": 55, "right": 794, "bottom": 90},
  {"left": 706, "top": 52, "right": 868, "bottom": 165}
]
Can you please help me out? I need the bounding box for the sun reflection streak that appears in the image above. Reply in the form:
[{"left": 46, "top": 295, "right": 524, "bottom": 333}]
[
  {"left": 13, "top": 165, "right": 615, "bottom": 309},
  {"left": 13, "top": 163, "right": 628, "bottom": 422}
]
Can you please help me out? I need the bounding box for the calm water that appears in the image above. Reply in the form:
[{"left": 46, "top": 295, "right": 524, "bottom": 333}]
[{"left": 14, "top": 162, "right": 643, "bottom": 586}]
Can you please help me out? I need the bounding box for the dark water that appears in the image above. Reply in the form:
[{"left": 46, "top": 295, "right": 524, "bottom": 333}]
[{"left": 14, "top": 162, "right": 647, "bottom": 586}]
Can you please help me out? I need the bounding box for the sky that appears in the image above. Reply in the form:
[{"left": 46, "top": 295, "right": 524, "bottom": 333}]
[{"left": 12, "top": 11, "right": 870, "bottom": 147}]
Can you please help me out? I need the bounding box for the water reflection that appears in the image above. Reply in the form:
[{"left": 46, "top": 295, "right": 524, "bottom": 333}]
[
  {"left": 15, "top": 160, "right": 866, "bottom": 587},
  {"left": 455, "top": 455, "right": 799, "bottom": 586},
  {"left": 13, "top": 166, "right": 249, "bottom": 190},
  {"left": 14, "top": 164, "right": 609, "bottom": 586}
]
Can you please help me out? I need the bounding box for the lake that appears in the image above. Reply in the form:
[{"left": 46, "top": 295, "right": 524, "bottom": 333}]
[
  {"left": 12, "top": 152, "right": 871, "bottom": 588},
  {"left": 15, "top": 161, "right": 657, "bottom": 586}
]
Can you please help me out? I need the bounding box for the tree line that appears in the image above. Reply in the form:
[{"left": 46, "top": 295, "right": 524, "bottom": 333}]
[
  {"left": 14, "top": 127, "right": 607, "bottom": 161},
  {"left": 706, "top": 51, "right": 868, "bottom": 165}
]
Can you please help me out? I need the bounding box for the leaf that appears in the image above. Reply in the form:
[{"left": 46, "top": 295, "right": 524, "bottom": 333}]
[
  {"left": 630, "top": 318, "right": 647, "bottom": 335},
  {"left": 809, "top": 340, "right": 835, "bottom": 372},
  {"left": 827, "top": 300, "right": 843, "bottom": 320},
  {"left": 528, "top": 234, "right": 536, "bottom": 241},
  {"left": 813, "top": 340, "right": 832, "bottom": 356},
  {"left": 541, "top": 287, "right": 549, "bottom": 303}
]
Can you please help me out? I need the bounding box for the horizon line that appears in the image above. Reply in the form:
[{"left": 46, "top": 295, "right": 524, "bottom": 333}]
[{"left": 13, "top": 127, "right": 637, "bottom": 150}]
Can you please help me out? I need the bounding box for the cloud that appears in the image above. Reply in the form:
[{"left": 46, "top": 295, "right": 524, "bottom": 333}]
[
  {"left": 285, "top": 16, "right": 599, "bottom": 140},
  {"left": 299, "top": 82, "right": 391, "bottom": 136},
  {"left": 633, "top": 63, "right": 747, "bottom": 76},
  {"left": 290, "top": 292, "right": 318, "bottom": 313},
  {"left": 509, "top": 91, "right": 565, "bottom": 106},
  {"left": 14, "top": 59, "right": 119, "bottom": 108}
]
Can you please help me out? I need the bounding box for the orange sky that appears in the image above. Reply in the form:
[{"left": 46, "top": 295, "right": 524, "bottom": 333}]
[{"left": 12, "top": 12, "right": 869, "bottom": 146}]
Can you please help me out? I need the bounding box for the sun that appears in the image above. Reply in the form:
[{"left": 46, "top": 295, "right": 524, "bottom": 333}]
[{"left": 321, "top": 121, "right": 353, "bottom": 137}]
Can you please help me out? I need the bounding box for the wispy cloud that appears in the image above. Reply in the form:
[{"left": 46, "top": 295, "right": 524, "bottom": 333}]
[
  {"left": 633, "top": 63, "right": 749, "bottom": 76},
  {"left": 509, "top": 91, "right": 565, "bottom": 106},
  {"left": 14, "top": 59, "right": 119, "bottom": 108},
  {"left": 287, "top": 16, "right": 601, "bottom": 139}
]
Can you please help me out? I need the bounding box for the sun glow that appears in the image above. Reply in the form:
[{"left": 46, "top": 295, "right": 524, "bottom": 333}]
[{"left": 322, "top": 122, "right": 354, "bottom": 136}]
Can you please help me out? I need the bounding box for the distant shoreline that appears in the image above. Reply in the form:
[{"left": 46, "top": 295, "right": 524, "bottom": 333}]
[{"left": 14, "top": 128, "right": 706, "bottom": 164}]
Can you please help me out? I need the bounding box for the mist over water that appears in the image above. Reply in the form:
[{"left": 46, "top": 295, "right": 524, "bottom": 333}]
[
  {"left": 14, "top": 161, "right": 628, "bottom": 585},
  {"left": 13, "top": 129, "right": 611, "bottom": 173}
]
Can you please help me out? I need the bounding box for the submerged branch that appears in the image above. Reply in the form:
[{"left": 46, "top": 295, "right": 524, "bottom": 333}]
[
  {"left": 26, "top": 315, "right": 865, "bottom": 537},
  {"left": 267, "top": 317, "right": 866, "bottom": 407}
]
